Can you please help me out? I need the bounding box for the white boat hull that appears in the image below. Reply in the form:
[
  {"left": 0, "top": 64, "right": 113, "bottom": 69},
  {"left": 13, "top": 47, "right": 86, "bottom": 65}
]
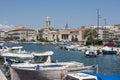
[
  {"left": 9, "top": 65, "right": 97, "bottom": 80},
  {"left": 10, "top": 67, "right": 68, "bottom": 80}
]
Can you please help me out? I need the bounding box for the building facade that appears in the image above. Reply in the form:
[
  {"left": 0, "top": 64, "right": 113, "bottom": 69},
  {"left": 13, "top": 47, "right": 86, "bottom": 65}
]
[
  {"left": 109, "top": 25, "right": 120, "bottom": 42},
  {"left": 97, "top": 27, "right": 109, "bottom": 42},
  {"left": 38, "top": 17, "right": 83, "bottom": 42},
  {"left": 0, "top": 30, "right": 5, "bottom": 41},
  {"left": 2, "top": 17, "right": 119, "bottom": 43},
  {"left": 7, "top": 26, "right": 37, "bottom": 41}
]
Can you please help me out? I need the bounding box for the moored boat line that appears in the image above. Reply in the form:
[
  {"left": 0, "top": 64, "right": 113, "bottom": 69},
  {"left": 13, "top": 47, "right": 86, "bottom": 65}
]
[
  {"left": 0, "top": 42, "right": 120, "bottom": 80},
  {"left": 59, "top": 43, "right": 120, "bottom": 55},
  {"left": 0, "top": 43, "right": 98, "bottom": 80}
]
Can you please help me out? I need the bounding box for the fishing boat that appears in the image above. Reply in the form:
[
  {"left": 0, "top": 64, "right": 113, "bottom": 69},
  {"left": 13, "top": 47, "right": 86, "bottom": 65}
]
[
  {"left": 84, "top": 46, "right": 98, "bottom": 57},
  {"left": 101, "top": 46, "right": 117, "bottom": 55},
  {"left": 8, "top": 51, "right": 98, "bottom": 80},
  {"left": 0, "top": 45, "right": 29, "bottom": 64},
  {"left": 9, "top": 62, "right": 97, "bottom": 80},
  {"left": 1, "top": 51, "right": 53, "bottom": 65},
  {"left": 84, "top": 50, "right": 98, "bottom": 57},
  {"left": 0, "top": 45, "right": 26, "bottom": 54},
  {"left": 0, "top": 45, "right": 27, "bottom": 60}
]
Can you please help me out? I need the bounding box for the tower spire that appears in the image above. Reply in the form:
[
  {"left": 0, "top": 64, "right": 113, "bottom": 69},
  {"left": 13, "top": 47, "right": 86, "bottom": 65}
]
[{"left": 65, "top": 23, "right": 68, "bottom": 29}]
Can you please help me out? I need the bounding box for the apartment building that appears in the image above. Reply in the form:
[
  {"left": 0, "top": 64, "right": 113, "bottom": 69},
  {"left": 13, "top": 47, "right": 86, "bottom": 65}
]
[
  {"left": 110, "top": 25, "right": 120, "bottom": 42},
  {"left": 97, "top": 27, "right": 109, "bottom": 42}
]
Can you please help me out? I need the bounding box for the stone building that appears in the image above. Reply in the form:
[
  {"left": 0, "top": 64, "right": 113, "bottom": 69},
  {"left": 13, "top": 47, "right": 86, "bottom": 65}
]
[{"left": 38, "top": 17, "right": 83, "bottom": 42}]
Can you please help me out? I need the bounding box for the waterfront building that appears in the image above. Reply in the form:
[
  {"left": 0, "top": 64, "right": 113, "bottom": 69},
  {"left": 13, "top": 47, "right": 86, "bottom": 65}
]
[
  {"left": 79, "top": 26, "right": 87, "bottom": 44},
  {"left": 109, "top": 25, "right": 120, "bottom": 42},
  {"left": 56, "top": 28, "right": 83, "bottom": 42},
  {"left": 38, "top": 16, "right": 58, "bottom": 41},
  {"left": 92, "top": 25, "right": 111, "bottom": 42},
  {"left": 38, "top": 17, "right": 83, "bottom": 42},
  {"left": 97, "top": 27, "right": 109, "bottom": 43},
  {"left": 58, "top": 28, "right": 70, "bottom": 42},
  {"left": 7, "top": 26, "right": 37, "bottom": 41}
]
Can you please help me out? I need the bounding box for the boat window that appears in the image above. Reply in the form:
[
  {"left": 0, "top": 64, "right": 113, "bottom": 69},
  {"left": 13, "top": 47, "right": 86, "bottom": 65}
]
[
  {"left": 6, "top": 57, "right": 32, "bottom": 63},
  {"left": 30, "top": 56, "right": 48, "bottom": 63},
  {"left": 9, "top": 49, "right": 19, "bottom": 53}
]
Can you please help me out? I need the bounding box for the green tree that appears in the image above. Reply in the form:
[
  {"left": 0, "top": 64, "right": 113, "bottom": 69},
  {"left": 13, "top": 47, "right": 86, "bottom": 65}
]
[
  {"left": 84, "top": 27, "right": 97, "bottom": 40},
  {"left": 86, "top": 39, "right": 103, "bottom": 45},
  {"left": 84, "top": 27, "right": 103, "bottom": 45}
]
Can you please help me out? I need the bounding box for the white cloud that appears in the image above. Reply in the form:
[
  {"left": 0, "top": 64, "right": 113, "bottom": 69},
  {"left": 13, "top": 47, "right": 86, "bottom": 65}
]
[{"left": 0, "top": 24, "right": 14, "bottom": 31}]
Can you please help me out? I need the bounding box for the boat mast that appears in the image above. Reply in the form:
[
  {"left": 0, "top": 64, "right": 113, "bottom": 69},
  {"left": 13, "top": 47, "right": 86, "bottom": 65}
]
[
  {"left": 97, "top": 9, "right": 99, "bottom": 40},
  {"left": 104, "top": 18, "right": 107, "bottom": 43}
]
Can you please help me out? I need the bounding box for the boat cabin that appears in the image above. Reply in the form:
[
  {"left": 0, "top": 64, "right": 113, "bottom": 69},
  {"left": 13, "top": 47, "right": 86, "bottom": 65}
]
[
  {"left": 30, "top": 51, "right": 54, "bottom": 63},
  {"left": 1, "top": 51, "right": 54, "bottom": 65}
]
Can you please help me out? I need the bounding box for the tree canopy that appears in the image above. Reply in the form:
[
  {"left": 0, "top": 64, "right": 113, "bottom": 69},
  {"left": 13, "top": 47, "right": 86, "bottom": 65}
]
[{"left": 84, "top": 27, "right": 97, "bottom": 40}]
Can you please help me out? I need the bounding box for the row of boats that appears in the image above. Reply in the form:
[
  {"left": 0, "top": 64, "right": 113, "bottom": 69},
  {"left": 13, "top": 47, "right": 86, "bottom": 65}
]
[
  {"left": 0, "top": 44, "right": 98, "bottom": 80},
  {"left": 0, "top": 43, "right": 120, "bottom": 80},
  {"left": 59, "top": 43, "right": 120, "bottom": 57}
]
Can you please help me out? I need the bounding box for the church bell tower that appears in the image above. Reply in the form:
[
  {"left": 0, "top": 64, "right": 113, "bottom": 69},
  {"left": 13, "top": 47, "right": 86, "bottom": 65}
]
[{"left": 46, "top": 16, "right": 51, "bottom": 28}]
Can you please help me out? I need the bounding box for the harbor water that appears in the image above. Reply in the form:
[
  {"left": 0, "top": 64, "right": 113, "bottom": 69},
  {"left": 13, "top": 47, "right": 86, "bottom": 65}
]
[{"left": 1, "top": 42, "right": 120, "bottom": 75}]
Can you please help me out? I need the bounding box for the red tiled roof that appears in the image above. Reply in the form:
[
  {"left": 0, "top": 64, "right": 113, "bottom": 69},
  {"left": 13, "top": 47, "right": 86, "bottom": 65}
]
[
  {"left": 70, "top": 30, "right": 79, "bottom": 34},
  {"left": 9, "top": 26, "right": 35, "bottom": 31}
]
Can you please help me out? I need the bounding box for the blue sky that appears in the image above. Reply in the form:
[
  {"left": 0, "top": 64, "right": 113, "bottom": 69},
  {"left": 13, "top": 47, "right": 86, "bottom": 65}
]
[{"left": 0, "top": 0, "right": 120, "bottom": 29}]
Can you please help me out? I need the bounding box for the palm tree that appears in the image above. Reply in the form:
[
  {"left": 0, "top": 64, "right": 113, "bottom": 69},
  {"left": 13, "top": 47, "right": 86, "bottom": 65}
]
[
  {"left": 84, "top": 27, "right": 97, "bottom": 40},
  {"left": 84, "top": 27, "right": 103, "bottom": 45}
]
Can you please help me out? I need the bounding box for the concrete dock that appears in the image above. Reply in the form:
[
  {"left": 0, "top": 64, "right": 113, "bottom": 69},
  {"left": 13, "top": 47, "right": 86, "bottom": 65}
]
[{"left": 0, "top": 69, "right": 7, "bottom": 80}]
